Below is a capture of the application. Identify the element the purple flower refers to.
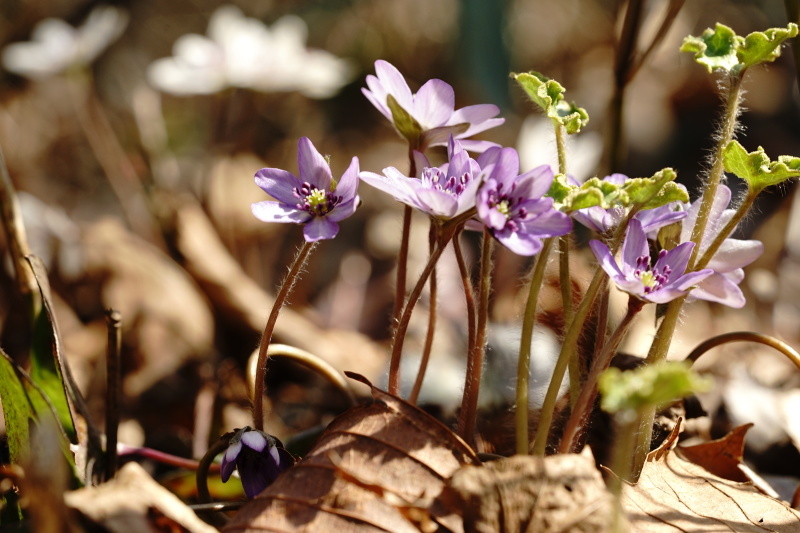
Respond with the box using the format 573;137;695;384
680;184;763;308
359;137;481;220
476;149;572;255
252;137;359;242
362;60;504;152
220;427;294;498
571;173;687;236
590;219;714;304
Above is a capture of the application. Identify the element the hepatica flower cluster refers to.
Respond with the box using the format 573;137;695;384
233;24;797;494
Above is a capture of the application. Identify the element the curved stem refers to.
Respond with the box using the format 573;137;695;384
196;437;234;504
253;241;318;431
248;343;357;411
457;227;494;446
686;331;800;370
409;224;439;404
388;224;456;396
515;237;555;455
559;297;645;453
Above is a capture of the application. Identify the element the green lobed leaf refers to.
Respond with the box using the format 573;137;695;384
546;173;574;208
738;23;798;71
512;72;589;133
621;168;678;208
681;22;798;75
386;94;423;145
680;23;740;73
723;141;800;192
599;361;711;415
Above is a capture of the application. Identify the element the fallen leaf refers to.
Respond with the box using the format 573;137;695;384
221;373;480;532
623;424;800;532
65;462;217;533
679;423;753;482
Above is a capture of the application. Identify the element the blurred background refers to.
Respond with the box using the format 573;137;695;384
0;0;799;497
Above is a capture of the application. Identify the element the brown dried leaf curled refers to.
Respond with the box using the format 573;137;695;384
222;373;480;532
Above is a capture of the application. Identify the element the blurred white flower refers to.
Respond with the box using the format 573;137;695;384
147;5;353;98
2;5;128;78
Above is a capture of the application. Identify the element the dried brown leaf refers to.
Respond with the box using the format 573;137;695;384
679;423;753;482
222;373;480;532
65;462;217;533
624;427;800;532
436;450;616;533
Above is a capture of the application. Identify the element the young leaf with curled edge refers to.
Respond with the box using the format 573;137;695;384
512;71;589;134
722;141;800;194
599;361;710;416
680;22;798;75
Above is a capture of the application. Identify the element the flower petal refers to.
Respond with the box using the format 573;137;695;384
297;137;332;189
241;429;268;452
413;79;455;128
589;240;626;281
706;239;763;272
689;272;746;308
251;201;309;224
303;216;339;241
332;156;360;201
254;168;302;204
621;219;649;275
374;60;414;112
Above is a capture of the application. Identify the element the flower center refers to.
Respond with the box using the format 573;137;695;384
421;167;471;197
497;200;511;217
293;182;342;216
633;251;671;294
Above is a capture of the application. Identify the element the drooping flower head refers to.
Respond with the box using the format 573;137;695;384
147;5;352;97
680;184;763;308
359;137;481;220
362;60;504;152
252;137;359;242
590;219;714;304
571;173;687;237
220;427;294;498
2;5;128;79
476;149;572;255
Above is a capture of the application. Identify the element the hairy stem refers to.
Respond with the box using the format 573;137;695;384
253;241;317;430
409;224;439;404
458;227;494;446
388;224;456;396
559;297;644;453
391;147;419;327
515;237;555;455
453;229;477;356
694;188;758;271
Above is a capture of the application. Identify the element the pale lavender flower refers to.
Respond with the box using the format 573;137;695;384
476;149;572;255
680;184;763;308
362;60;504;152
220;427;293;498
252;137;359;242
571;173;687;236
2;5;128;79
590;219;713;304
359;137;481;220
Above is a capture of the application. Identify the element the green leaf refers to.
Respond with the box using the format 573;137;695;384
26;256;76;443
723;141;800;192
621;168;679;208
681;22;798;75
546;173;575;207
0;348;73;466
560;177;627;212
386;94;423;145
680;23;740;73
599;361;711;415
738;23;798;70
512;72;589;133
